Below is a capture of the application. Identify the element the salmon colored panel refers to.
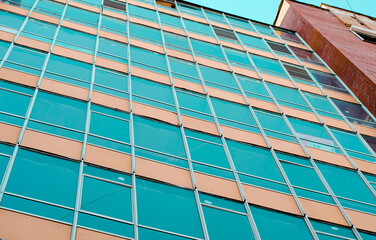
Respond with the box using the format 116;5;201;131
0;122;21;144
306;146;353;169
172;78;205;94
129;38;164;54
324;89;358;104
353;124;376;137
133;102;179;125
52;0;67;4
0;67;39;87
76;227;130;240
232;27;259;38
280;106;320;123
16;36;51;52
248;97;279;113
181;115;219;136
278;55;300;66
91;91;130;112
21;129;82;160
61;20;97;35
131;66;170;85
295;82;324;96
195;172;242;201
345;208;376;232
232;66;259;79
99;30;127;44
0;209;71;240
128;0;155;10
102;9;127;21
269;137;306;157
69;1;100;13
166;48;194;62
161;25;186;36
0;2;28;16
220;40;244;51
85;144;131;173
206;86;246;105
246;47;276;59
242;184;301;215
303;61;331;73
96;57;128;73
352;158;376;175
136;156;192;189
261;73;294;88
284;40;310;50
221;125;267;148
299;198;348;226
52;45;94;64
128;16;159;29
262;34;282;44
30;12;60;25
196;56;231;71
211;21;231;30
157;7;180;17
40;78;89;101
180;13;207;24
321;116;353;132
188;32;218;44
0;30;15;42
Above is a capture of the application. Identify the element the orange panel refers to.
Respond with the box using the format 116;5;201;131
345;208;376;232
136;156;192;189
52;0;67;4
0;30;15;42
172;78;205;94
321;116;353;132
41;78;89;101
284;40;310;50
99;30;127;44
85;144;131;173
211;21;231;30
180;13;207;24
91;91;130;112
280;105;320;123
129;38;164;54
96;57;128;73
131;66;170;85
0;209;71;240
128;0;155;10
246;47;276;59
128;16;159;29
232;66;259;79
242;184;301;215
188;32;218;44
52;45;94;64
352;158;376;175
69;1;100;13
161;25;186;36
324;89;358;104
248;97;279;113
196;56;231;71
157;7;179;16
220;40;244;51
16;36;51;52
30;12;60;25
299;198;348;226
306;146;353;169
295;82;324;96
195;172;242;201
303;61;331;73
206;86;246;105
102;9;127;21
181;115;219;136
0;67;39;87
132;102;179;125
269;137;306;157
21;129;83;160
232;27;259;38
0;2;28;16
278;55;301;66
76;227;130;240
261;73;294;88
221;125;267;148
262;34;282;44
0;122;21;144
353;124;376;137
61;20;97;35
166;48;194;62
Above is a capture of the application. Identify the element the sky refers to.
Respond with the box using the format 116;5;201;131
184;0;376;25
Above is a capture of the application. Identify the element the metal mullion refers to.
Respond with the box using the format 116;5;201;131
154;3;209;239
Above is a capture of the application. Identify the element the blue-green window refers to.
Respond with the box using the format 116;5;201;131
255;110;295;142
205;10;227;24
0;143;13;185
133;116;187;168
253;22;274;36
34;0;64;17
130;46;168;75
4;45;46;76
183;19;214;37
304;92;343;120
0;10;25;33
227;16;254;31
101;15;127;35
98;37;127;63
251;54;288;78
137;178;203;238
159;12;183;29
64;6;99;27
224;47;254;70
360;232;376;240
129;23;162;45
190;39;225;62
178;3;204;18
176;89;213;122
238;33;269;51
169;57;201;84
21;19;57;43
237;75;273;103
56;27;96;54
0;41;10;60
93;67;128;99
267;83;311;112
199;65;239;94
128;4;158;22
163;32;191;53
311;220;356;240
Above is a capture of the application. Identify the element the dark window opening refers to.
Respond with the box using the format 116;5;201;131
267;41;292;55
156;0;176;9
213;27;237;41
357;32;376;44
103;0;126;12
361;134;376;152
283;64;312;82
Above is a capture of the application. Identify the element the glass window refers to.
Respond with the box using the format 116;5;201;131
267;83;311;112
0;10;25;32
199;65;238;91
283;64;314;84
190;39;225;61
274;28;303;44
176;89;213;122
290;47;323;66
332;99;376;128
56;27;96;54
137;178;203;238
0;41;10;60
237;75;273;103
253;22;274;36
98;37;127;63
4;45;46;76
34;0;64;17
169;57;201;84
21;19;57;43
227;16;253;31
304;92;342;119
64;6;99;27
159;12;183;29
311;220;357;240
130;46;168;75
178;3;204;18
255;110;295;142
309;69;348;94
205;10;227;24
93;67;128;98
362;134;376;153
128;4;158;22
101;15;127;35
267;41;293;57
224;47;253;70
163;32;190;53
237;33;269;51
0;143;13;183
129;23;162;45
103;0;126;12
183;19;213;37
250;54;287;78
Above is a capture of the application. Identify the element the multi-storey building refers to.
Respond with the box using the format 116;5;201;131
0;0;376;239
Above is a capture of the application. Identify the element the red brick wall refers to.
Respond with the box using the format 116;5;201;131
278;1;376;117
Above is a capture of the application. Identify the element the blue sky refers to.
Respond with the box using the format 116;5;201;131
185;0;376;25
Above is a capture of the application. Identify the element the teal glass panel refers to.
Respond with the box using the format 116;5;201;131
164;32;190;52
203;206;255;240
139;227;191;240
268;83;308;107
360;232;376;240
129;23;162;44
137;178;203;238
0;10;25;31
185;129;222;144
90;111;130;143
239;173;290;193
200;193;246;213
211;98;255;125
227;140;284;182
101;15;126;34
94;67;128;92
176;89;211;114
65;6;99;26
224;47;252;66
294;188;334;204
317;162;376;205
276;152;311;167
253;22;274;36
251;205;313;240
130;46;167;71
305;93;339;115
227;16;253;30
84;165;131;185
98;38;127;62
81;176;132;221
6;45;46;70
331;128;370;155
1;194;74;223
192;162;234;180
255;110;291;135
128;4;158;22
0;154;9;183
78;213;134;238
35;0;64;16
238;33;268;50
200;65;238;88
184;19;213;36
190;39;225;60
311;220;356;239
6;149;79;207
133;116;186;158
169;57;200;83
339;197;376;214
0;41;10;60
159;13;183;29
288;117;334;143
22;19;56;43
27;120;84;141
205;10;226;23
0;88;31;117
57;27;96;52
178;3;204;17
135;147;188;168
31;91;87;131
251;54;286;76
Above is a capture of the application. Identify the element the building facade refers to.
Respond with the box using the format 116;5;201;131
0;0;376;239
